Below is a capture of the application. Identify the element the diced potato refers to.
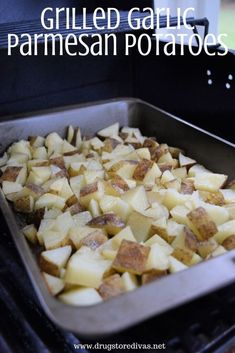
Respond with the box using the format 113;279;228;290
1;166;27;185
54;211;74;237
65;247;112;288
79;181;104;207
69;226;106;249
9;140;31;158
194;173;227;192
22;224;37;244
112;240;150;275
112;226;136;248
171;227;198;252
35;193;66;210
197;239;218;258
145;234;173;255
100;195;131;222
45;132;63;156
172;167;187;180
121;272;138;291
87;213;125;236
98;123;119;138
80;231;108;250
179;153;196;168
172;248;194;266
3;123;234;305
133;159;153;181
88;199;101;217
122;185;149;212
145;244;169;271
70;175;85;198
188;164;210;177
49;178;73;201
37;219;56;244
31;166;51;183
101;249;117;261
142;269;167;284
98;274;124;300
143;163;162;186
42;230;70;250
169;256;188;273
222;235;235;250
181;179;194;194
214;220;235;244
187;207;218;240
59;288;103;306
40;245;72;276
42;272;65;296
14;195;34;213
127;211;153;242
210;245;227;258
220;189;235;203
73;211;92;227
29;136;45;148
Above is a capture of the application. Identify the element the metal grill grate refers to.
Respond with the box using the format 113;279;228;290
0;11;209;49
0;211;235;353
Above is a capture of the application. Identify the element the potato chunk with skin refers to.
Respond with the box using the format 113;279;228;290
122;185;149;212
194;173;228;192
59;288;102;306
65;247;112;288
80;231;108;250
214;220;235;243
222;235;235;250
42;272;65;296
79;181;104;207
121;272;138;291
142;269;167;285
87;213;125;235
40;245;72;276
98;274;125;300
22;224;37;244
14;195;34;213
187;207;218;240
133;159;153;181
112;240;150;275
0;166;26;184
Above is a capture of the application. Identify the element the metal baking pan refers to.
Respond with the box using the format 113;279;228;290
0;98;235;338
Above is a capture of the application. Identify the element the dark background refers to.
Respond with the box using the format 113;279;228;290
0;0;234;142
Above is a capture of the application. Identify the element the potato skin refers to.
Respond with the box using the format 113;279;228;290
68;202;85;216
142;269;167;285
80;182;98;197
112;240;150;275
181;180;194;195
14;196;34;213
39;256;60;277
133;159;153;181
87;214;125;235
199;191;225;206
187;207;218;240
172;248;193;265
222;235;235;250
98;274;124;300
183;227;198;252
81;231;108;250
0;166;22;182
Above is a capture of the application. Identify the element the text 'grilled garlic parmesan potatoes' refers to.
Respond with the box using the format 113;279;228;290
0;122;234;306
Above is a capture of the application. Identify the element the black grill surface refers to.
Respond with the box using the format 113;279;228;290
0;211;235;353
